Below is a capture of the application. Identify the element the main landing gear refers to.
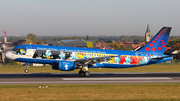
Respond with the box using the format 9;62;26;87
79;70;90;77
78;65;90;77
79;69;85;76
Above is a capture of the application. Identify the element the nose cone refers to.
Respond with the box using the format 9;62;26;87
5;51;14;60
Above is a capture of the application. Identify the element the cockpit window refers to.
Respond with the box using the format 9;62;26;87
19;48;26;55
11;48;18;51
11;48;27;55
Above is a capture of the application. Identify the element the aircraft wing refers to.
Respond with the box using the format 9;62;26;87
74;56;116;66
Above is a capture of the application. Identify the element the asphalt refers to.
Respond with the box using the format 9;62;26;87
0;72;180;84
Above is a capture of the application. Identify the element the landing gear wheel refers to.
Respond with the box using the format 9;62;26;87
84;71;90;77
79;70;85;76
24;69;29;73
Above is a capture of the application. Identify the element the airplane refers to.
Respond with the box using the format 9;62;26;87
5;27;172;76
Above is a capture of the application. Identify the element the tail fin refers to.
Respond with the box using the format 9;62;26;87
138;27;172;53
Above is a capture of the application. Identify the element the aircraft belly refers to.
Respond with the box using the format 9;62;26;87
13;54;33;59
103;63;138;68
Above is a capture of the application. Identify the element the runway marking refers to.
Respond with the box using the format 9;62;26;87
62;77;172;81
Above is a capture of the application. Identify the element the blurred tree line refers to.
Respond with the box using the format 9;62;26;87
4;34;146;44
3;33;180;51
108;43;131;51
167;36;180;49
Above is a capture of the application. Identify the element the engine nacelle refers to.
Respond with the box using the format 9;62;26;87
52;61;76;71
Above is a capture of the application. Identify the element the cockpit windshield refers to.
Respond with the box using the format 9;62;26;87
11;48;27;55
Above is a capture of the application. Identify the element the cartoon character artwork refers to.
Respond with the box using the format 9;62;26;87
119;55;149;65
110;57;115;63
59;51;65;60
114;56;120;64
84;53;89;59
139;57;148;64
43;50;53;59
124;55;132;64
90;53;96;58
130;56;138;64
94;54;99;58
70;52;77;60
19;49;26;55
120;56;126;64
77;52;84;59
87;53;91;58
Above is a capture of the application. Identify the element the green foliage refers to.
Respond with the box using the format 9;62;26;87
27;33;37;43
8;60;18;65
170;36;175;41
167;38;180;49
37;40;44;45
86;35;91;40
95;35;145;43
9;37;14;42
6;36;26;42
6;35;180;50
96;39;99;43
109;43;131;50
133;38;140;44
167;40;177;49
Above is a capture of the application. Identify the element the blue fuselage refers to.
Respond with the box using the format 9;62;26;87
5;44;172;69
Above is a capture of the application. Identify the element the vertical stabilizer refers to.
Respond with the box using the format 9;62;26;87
138;27;171;53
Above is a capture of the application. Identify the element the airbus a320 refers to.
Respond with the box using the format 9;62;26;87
5;27;172;76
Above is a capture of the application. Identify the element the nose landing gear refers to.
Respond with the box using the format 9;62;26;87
24;63;30;73
24;69;29;73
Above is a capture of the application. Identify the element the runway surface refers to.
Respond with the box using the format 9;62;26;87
0;72;180;84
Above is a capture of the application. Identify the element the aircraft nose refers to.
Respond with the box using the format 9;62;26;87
5;51;14;60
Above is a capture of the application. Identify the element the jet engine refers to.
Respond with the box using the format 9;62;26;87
52;61;76;71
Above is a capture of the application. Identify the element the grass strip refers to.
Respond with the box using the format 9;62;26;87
0;83;180;100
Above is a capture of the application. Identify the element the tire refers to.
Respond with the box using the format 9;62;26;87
84;71;90;77
24;69;29;73
79;70;84;76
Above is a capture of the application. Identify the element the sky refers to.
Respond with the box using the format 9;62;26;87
0;0;180;36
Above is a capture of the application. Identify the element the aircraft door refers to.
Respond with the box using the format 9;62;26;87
25;46;34;58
